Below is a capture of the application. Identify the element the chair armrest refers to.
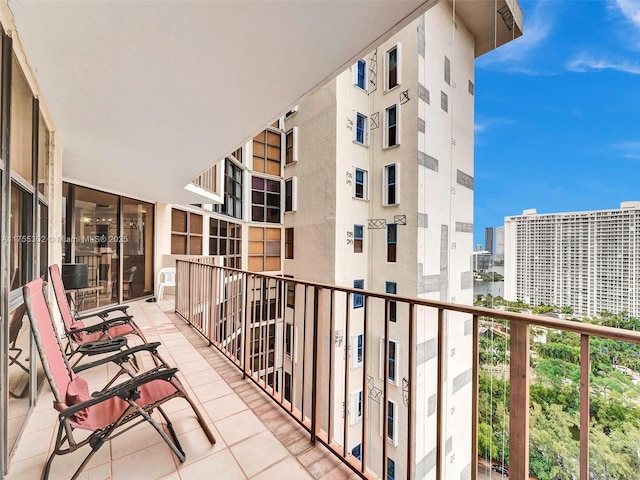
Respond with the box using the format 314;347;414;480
74;342;162;373
76;338;128;356
59;368;179;419
66;316;131;337
76;305;131;321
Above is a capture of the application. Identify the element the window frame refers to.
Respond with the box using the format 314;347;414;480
379;337;399;385
354;168;368;200
353;279;364;309
385;281;397;323
354;112;368;146
387;458;396;480
384;43;402;92
251;175;282;224
351;333;364;369
349;390;364;425
354;224;364;253
285;127;298;165
285;177;297;212
387;223;397;263
285;227;294;259
354;59;368;91
384;104;400;149
383;163;400;206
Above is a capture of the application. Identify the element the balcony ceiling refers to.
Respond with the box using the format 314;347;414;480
8;0;435;204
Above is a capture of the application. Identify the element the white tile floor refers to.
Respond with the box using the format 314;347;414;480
6;298;322;480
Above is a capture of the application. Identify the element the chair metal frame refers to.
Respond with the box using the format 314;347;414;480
22;278;216;480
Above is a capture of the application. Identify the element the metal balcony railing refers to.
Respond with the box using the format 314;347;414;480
174;258;640;480
189;165;218;195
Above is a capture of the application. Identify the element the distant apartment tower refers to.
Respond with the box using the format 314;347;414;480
505;202;640;317
484;226;494;254
282;1;522;478
495;226;505;264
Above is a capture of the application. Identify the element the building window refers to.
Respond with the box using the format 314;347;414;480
387;400;398;445
351;444;362;461
355;112;368;145
210;218;242;268
251;176;281;223
213;158;243;220
384;104;399;148
285;127;298;165
171;209;203;255
468;80;475;95
253;129;281;176
285;177;297;212
380;338;398;383
285;228;294;259
351;334;364;368
385;282;397;322
354;168;368;200
441;91;448;112
354;225;364;253
285;323;293;357
444;55;451;85
388;458;396;480
286;280;295;308
349;390;364;425
248;227;281;272
355;59;367;90
284;372;292;401
387;224;397;263
383;164;399;206
353;279;364;308
385;44;401;91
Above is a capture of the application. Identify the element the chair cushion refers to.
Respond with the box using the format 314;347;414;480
65;376;91;423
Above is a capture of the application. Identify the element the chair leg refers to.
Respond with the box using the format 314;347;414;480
138;408;186;462
183;394;216;444
158;285;164;301
42;424;65;480
157;407;185;456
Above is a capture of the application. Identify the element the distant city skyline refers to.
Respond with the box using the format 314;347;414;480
473;0;640;245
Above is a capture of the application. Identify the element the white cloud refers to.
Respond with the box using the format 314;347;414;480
612;141;640;159
614;0;640;28
567;54;640;74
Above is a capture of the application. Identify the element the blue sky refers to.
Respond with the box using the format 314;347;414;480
473;0;640;245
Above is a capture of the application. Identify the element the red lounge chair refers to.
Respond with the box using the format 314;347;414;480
49;264;149;365
22;278;215;480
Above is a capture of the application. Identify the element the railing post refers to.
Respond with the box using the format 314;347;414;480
436;309;445;480
242;274;252;380
580;335;590;480
187;262;193;325
407;304;416;480
471;314;479;480
311;287;324;445
509;322;530;480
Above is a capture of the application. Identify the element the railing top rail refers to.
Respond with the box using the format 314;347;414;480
175;258;640;345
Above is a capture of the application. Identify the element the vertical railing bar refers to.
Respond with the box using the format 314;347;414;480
271;277;279;395
311;287;324;444
260;277;267;387
328;289;335;444
242;273;251;378
343;292;351;459
208;267;214;345
280;279;286;405
302;285;308;422
436;308;445;480
580;334;590;480
187;262;193;325
407;303;416;480
291;282;297;414
232;268;238;359
382;298;390;480
266;278;273;392
471;314;479;480
361;295;369;474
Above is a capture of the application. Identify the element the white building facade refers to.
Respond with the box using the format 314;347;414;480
281;1;521;478
504;202;640;318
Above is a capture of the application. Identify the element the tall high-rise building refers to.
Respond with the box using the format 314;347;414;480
281;2;521;478
485;227;494;254
505;202;640;317
495;226;505;264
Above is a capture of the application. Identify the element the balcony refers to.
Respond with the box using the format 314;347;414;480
8;259;640;480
